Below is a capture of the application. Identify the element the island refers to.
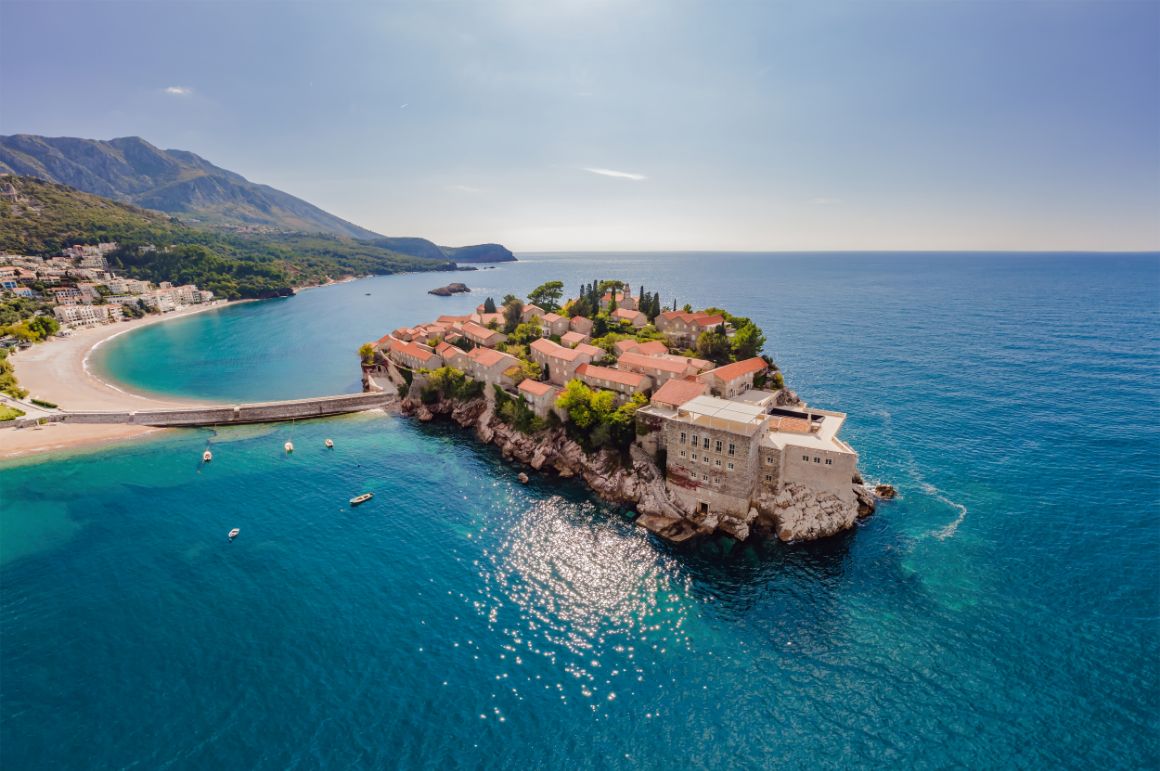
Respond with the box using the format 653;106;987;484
361;279;888;544
427;282;471;296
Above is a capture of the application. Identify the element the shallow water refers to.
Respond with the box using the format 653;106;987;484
4;252;1158;768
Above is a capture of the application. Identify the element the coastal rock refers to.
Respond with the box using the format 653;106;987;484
400;392;884;547
774;388;802;406
874;483;897;499
517;472;529;484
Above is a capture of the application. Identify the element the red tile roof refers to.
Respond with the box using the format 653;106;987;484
618;351;692;375
651;378;708;408
701;356;767;382
462;321;502;341
634;340;669;356
575;363;649;388
561;331;587;346
530;337;591;362
467;347;514;368
518;379;557;397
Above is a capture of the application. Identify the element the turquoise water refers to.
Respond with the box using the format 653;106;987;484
3;253;1158;767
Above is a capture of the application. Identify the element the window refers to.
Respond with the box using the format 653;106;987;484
679;432;686;444
701;473;708;481
691;434;698;447
703;437;710;449
766;455;774;465
802;455;809;461
727;462;734;471
728;443;735;456
679;450;686;458
715;440;722;453
691;452;698;461
702;455;709;464
813;457;821;464
825;458;833;465
715;459;722;467
765;475;772;483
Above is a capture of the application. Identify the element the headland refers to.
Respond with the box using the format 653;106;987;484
363;279;890;544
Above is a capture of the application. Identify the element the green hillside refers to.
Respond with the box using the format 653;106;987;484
0;176;454;299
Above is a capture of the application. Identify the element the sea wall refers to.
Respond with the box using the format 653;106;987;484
15;392;394;428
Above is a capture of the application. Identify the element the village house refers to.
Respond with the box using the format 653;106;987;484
387;338;443;371
539;313;570;337
464;347;521;388
656;311;727;346
560;330;590;347
470;311;505;328
569;316;594;336
617;351;706;386
698;357;769;399
574;363;652;397
520;304;546;322
649;378;709;410
612;307;647;328
529;338;598;385
460;321;507;348
435;341;469;369
517;378;562;420
53;304;121;325
574;342;605;363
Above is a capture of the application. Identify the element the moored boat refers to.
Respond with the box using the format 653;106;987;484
284;441;294;453
228;528;240;540
350;492;373;506
325;438;334;448
203;450;213;462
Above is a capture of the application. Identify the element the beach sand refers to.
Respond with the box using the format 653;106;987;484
0;302;232;460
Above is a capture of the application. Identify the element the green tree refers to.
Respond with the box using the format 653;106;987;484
730;322;766;360
483;296;497;314
557;379;596;428
358;342;376;366
695;327;730;363
527;280;564;313
502;297;523;333
508;321;542;345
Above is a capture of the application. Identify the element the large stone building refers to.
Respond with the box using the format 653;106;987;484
640;394;857;520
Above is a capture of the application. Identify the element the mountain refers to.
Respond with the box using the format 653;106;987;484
0;176;456;299
369;237;516;263
0;135;373;240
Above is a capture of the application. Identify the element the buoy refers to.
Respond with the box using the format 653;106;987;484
284;441;294;453
203;450;213;462
325;438;334;448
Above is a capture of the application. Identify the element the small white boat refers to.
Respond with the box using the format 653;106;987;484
284;441;294;453
350;492;374;506
228;528;240;540
324;438;334;448
203;450;213;462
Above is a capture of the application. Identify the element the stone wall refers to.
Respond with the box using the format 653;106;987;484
53;392;393;427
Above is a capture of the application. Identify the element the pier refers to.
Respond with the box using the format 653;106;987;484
5;392;395;429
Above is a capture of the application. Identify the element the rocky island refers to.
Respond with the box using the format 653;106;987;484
363;279;889;544
427;282;471;296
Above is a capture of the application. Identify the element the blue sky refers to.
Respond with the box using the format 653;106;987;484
1;0;1157;251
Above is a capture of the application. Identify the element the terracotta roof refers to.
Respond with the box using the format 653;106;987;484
391;338;440;364
474;312;504;326
462;321;501;340
530;337;590;362
518;379;557;397
542;312;565;323
375;333;394;346
573;343;603;358
634;340;669;356
692;314;725;328
571;315;590;325
651;378;708;408
467;347;515;368
561;331;587;346
618;351;692;375
701;356;768;382
437;315;470;323
522;304;545;316
435;341;463;359
575;363;649;388
613;307;645;321
614;340;639;355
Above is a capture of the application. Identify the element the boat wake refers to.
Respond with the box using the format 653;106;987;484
920;482;969;540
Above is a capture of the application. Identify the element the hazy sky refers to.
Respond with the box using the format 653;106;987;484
1;0;1157;251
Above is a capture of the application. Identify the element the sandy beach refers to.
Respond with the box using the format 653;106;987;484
0;302;234;460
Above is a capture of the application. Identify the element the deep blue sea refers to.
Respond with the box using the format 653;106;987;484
3;252;1158;768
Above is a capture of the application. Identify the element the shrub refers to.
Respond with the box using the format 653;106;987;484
31;398;58;409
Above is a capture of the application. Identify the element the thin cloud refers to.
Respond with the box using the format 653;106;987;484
448;184;483;193
584;167;646;181
809;196;842;205
163;86;192;96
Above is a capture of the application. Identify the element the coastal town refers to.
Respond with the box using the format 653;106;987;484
365;280;879;543
1;241;214;341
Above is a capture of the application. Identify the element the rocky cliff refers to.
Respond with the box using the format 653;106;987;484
399;391;882;545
